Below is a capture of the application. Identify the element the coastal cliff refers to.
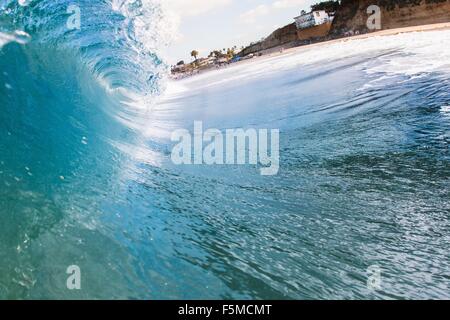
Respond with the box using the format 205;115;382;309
331;0;450;35
241;0;450;57
241;23;299;56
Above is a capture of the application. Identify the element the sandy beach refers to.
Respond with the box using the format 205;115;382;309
173;22;450;80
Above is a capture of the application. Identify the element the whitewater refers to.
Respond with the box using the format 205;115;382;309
1;0;449;299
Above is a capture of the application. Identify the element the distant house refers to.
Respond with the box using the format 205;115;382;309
294;10;334;41
294;10;331;30
216;57;229;65
195;57;216;69
171;63;189;74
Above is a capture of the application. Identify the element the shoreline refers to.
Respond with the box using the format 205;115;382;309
171;22;450;81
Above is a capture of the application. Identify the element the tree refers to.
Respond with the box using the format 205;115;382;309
191;50;199;60
226;48;236;59
210;50;226;59
311;1;340;13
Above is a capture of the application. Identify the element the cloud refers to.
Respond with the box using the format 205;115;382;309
272;0;308;9
240;0;309;24
162;0;233;45
165;0;233;18
239;5;270;25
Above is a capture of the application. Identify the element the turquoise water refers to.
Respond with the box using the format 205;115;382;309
1;1;450;299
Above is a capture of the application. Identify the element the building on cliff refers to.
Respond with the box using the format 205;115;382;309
294;10;335;41
294;10;331;29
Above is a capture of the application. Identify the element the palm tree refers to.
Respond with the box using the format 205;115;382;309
191;50;199;60
227;48;235;59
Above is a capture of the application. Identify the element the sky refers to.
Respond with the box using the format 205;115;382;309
163;0;317;64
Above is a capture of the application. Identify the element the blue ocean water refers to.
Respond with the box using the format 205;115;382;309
1;1;449;299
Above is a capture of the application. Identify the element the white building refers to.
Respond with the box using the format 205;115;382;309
294;10;331;30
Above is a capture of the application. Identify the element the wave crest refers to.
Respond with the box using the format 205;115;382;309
1;0;170;99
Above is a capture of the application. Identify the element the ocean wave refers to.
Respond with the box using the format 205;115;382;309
1;0;169;99
0;0;173;178
0;0;173;232
0;1;174;297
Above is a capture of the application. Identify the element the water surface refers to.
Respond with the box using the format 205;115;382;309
1;1;449;299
